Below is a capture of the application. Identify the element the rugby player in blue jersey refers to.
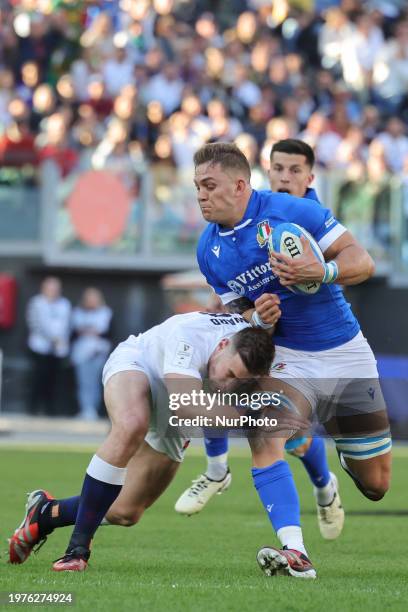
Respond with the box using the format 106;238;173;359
193;141;391;579
176;141;346;544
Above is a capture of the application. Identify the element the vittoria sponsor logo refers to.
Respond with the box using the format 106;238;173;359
256;220;273;247
227;262;275;295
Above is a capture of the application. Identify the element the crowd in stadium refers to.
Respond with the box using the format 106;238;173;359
1;0;408;184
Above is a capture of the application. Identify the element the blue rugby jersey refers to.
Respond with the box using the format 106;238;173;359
197;189;360;351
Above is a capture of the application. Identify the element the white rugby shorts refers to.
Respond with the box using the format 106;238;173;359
102;336;189;463
269;331;386;423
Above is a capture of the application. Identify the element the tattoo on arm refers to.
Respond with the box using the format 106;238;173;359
225;297;254;314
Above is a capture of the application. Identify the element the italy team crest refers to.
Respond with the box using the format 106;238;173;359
256;220;272;247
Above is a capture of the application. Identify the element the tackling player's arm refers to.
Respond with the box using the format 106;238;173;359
225;296;281;331
165;374;241;422
165;374;310;432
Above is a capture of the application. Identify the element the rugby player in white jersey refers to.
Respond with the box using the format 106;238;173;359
176;140;345;544
9;312;297;571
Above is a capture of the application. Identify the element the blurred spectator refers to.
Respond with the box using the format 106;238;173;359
142;62;184;115
31;84;57;131
37;112;79;176
26;277;71;416
361;104;381;142
80;12;115;67
85;74;113;119
91;118;144;191
102;45;135;97
373;20;408;114
318;7;354;75
334;125;366;168
341;12;384;94
235;132;268;189
0;118;37;167
374;117;408;174
299;112;342;167
71;288;112;421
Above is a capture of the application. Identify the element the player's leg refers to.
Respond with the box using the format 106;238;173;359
8;440;179;565
52;370;151;571
249;382;316;579
324;333;392;501
329;409;392;501
105;440;180;526
285;433;344;540
272;346;345;540
203;434;230;478
174;432;231;515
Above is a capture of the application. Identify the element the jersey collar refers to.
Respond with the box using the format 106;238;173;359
217;190;260;236
304;187;320;203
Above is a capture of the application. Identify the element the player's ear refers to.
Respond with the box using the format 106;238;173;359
307;172;314;186
217;338;230;352
235;178;247;196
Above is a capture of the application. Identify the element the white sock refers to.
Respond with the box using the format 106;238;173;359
100;517;112;526
87;454;127;485
205;452;228;481
314;474;336;506
277;526;308;557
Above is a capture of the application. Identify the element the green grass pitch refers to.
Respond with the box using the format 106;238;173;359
0;444;407;611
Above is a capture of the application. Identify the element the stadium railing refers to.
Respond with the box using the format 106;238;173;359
1;158;407;281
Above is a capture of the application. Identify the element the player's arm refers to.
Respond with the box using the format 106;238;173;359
165;374;310;433
321;231;375;285
225;296;254;318
225;296;281;331
269;196;375;287
270;231;374;287
164;374;244;422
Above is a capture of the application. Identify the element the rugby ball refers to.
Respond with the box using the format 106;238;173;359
269;223;325;295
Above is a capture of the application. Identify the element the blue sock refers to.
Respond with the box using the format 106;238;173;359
299;438;331;488
67;455;126;552
39;496;80;535
252;460;300;531
68;475;121;551
204;433;229;457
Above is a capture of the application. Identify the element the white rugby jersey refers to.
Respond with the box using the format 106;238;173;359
134;311;250;382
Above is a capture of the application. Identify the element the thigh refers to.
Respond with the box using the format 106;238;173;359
107;440;180;518
248;379;312;467
324;409;390;439
103;370;151;428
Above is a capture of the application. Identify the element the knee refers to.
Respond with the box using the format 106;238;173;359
112;414;149;449
358;464;391;501
285;436;311;458
108;506;145;527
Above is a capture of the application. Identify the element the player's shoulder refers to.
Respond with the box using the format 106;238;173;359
167;311;248;335
255;189;319;213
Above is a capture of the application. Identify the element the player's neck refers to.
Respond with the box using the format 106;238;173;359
221;192;252;228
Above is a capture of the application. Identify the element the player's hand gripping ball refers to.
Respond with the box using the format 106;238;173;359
269;223;325;295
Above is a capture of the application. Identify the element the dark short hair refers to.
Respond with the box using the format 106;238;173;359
270;139;315;168
232;327;274;375
193;142;251;179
